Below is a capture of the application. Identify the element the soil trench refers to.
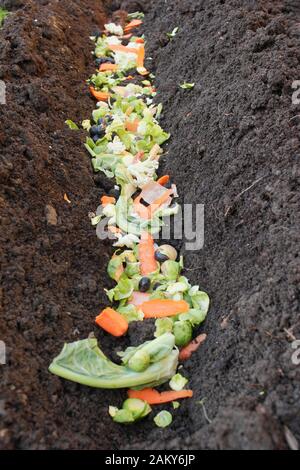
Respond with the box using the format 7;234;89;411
1;0;300;450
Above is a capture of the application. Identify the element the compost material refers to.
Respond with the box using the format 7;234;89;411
1;0;300;450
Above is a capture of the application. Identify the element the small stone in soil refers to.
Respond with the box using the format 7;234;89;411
45;204;58;226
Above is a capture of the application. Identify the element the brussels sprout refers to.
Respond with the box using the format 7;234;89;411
154;317;174;337
123;398;151;420
107;256;123;281
128;349;151;372
109;407;135;424
122;250;136;263
125;262;140;278
157;244;178;261
188;288;210;312
119;333;176;367
166;282;189;295
154;410;172;428
179;308;206;326
161;260;180;281
173;320;192;347
169;373;188;391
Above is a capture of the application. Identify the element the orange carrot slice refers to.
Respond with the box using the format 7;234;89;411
179;333;207;361
99;63;118;72
108;44;139;54
89;87;110;101
101;195;116;206
127;388;193;404
95;307;128;337
140;299;189;318
157;175;170;186
136;45;148;75
125;119;139;132
136;45;145;67
134;37;144;44
124;19;143;33
138;232;157;275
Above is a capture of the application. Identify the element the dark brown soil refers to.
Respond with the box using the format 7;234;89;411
1;0;300;450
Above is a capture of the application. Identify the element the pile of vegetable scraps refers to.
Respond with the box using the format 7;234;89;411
49;12;210;428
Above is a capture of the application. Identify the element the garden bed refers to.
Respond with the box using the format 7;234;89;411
0;0;300;450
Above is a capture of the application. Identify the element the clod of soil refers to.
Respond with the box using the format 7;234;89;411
1;0;300;450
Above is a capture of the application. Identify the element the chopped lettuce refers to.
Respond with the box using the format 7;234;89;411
180;82;195;90
105;274;134;301
65;119;79;130
117;304;144;323
154;318;174;337
167;27;179;39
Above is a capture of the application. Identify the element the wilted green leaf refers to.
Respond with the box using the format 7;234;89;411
180;82;195;90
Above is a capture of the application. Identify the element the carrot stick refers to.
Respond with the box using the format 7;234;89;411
136;45;148;75
101;195;116;206
136;45;145;68
89;87;110;101
124;19;143;33
125;119;139;132
108;44;139;54
140;299;190;318
95;307;128;337
99;63;118;72
138;232;157;275
179;333;207;361
134;37;144;44
157;175;170;186
127;388;193;404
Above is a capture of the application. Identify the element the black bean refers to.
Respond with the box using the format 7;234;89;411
139;277;151;292
154;250;169;262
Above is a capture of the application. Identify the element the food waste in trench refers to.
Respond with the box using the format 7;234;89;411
49;12;209;427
